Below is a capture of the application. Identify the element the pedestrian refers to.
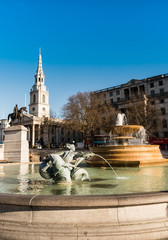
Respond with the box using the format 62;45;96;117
40;154;44;162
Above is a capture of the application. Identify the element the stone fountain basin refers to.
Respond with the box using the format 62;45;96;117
1;191;168;239
111;125;143;136
89;145;168;167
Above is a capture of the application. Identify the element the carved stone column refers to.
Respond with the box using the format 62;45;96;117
32;124;35;147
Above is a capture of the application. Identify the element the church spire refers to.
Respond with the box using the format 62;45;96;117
35;49;45;85
36;48;43;75
30;49;50;118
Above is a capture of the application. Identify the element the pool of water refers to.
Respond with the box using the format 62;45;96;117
0;163;168;195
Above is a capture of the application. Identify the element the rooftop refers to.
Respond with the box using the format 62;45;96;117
94;73;168;94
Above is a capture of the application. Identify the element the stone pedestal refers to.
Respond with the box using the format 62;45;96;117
4;125;29;163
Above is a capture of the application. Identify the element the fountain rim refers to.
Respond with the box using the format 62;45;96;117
0;191;168;208
1;162;168;208
90;144;161;149
105;124;144;131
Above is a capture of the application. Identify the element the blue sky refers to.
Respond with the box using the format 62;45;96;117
1;0;168;118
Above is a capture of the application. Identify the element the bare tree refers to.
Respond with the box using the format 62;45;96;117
62;91;117;141
50;109;57;118
126;95;162;136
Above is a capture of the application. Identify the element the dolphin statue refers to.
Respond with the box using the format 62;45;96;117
39;153;90;183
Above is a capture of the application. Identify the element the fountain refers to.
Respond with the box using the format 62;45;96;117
88;112;168;167
1;115;168;239
1;162;168;239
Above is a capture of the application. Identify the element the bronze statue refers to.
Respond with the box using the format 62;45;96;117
8;105;27;125
13;104;18;119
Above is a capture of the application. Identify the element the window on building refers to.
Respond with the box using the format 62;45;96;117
104;94;106;98
41;127;44;134
33;94;36;103
161;108;166;115
39;77;40;82
163;119;167;128
150;82;154;88
61;128;64;134
154;132;159;138
117;97;120;101
124;88;130;99
160;99;164;104
160;88;164;93
139;85;145;94
164;132;168;138
116;90;120;95
159;80;163;86
43;94;45;103
151;90;155;96
153;120;157;128
110;99;113;105
131;87;138;96
52;137;55;144
109;92;113;97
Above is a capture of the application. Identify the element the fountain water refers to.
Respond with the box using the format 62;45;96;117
92;153;129;179
88;113;168;167
92;153;118;177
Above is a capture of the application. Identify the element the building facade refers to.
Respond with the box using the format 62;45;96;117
94;73;168;138
0;119;10;143
21;51;82;147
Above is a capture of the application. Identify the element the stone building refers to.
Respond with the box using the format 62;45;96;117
0;119;10;143
94;73;168;138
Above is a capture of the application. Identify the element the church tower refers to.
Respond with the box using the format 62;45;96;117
29;50;50;118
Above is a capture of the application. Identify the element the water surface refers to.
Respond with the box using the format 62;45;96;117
0;163;168;195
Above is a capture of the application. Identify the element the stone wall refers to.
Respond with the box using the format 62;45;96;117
0;191;168;239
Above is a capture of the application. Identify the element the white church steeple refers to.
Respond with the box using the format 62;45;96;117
29;50;50;118
35;49;45;85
